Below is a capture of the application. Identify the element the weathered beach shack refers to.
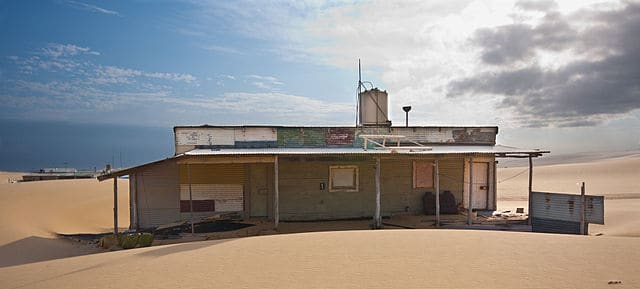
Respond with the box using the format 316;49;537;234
98;88;548;231
99;125;546;230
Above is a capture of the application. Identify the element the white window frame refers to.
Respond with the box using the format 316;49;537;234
329;165;359;192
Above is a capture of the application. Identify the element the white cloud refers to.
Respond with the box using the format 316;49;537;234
159;92;354;125
66;0;122;17
247;74;284;90
284;0;636;129
9;44;198;85
41;43;100;58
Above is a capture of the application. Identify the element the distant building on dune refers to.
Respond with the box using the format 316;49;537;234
22;168;98;182
99;86;550;232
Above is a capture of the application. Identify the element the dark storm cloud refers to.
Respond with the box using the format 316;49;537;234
449;2;640;127
473;11;576;65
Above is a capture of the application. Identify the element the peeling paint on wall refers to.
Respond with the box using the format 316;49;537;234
174;126;498;152
277;127;326;147
326;128;355;146
452;129;496;144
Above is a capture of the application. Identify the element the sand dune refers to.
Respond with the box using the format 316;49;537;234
0;178;129;267
0;171;26;183
496;154;640;237
1;230;638;289
498;154;640;198
498;154;640;200
0;155;639;288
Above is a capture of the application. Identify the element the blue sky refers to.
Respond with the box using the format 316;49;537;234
1;0;639;170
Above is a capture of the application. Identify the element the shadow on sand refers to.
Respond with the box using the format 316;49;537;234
0;236;100;268
135;238;232;258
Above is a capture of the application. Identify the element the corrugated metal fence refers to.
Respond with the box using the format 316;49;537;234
530;191;604;234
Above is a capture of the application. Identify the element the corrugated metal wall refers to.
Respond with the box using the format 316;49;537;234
177;164;245;220
531;218;583;234
178;164;244;184
438;158;464;208
380;159;416;215
530;191;604;234
530;192;604;223
135;160;180;228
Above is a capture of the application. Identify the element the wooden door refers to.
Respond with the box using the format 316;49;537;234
472;162;489;209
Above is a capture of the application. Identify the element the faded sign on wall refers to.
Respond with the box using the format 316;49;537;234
326;128;354;146
175;128;235;146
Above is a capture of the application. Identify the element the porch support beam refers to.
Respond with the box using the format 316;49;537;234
188;163;194;235
274;155;280;229
435;159;440;227
129;173;137;230
374;157;382;229
528;155;533;226
113;177;118;236
468;157;473;226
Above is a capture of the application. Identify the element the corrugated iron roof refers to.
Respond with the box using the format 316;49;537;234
98;144;548;180
184;145;546;156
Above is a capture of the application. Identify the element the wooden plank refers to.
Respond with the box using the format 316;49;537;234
129;174;137;230
375;157;381;229
113;177;118;236
468;157;473;225
580;182;586;235
188;164;194;235
528;156;533;226
274;156;279;229
435;160;440;227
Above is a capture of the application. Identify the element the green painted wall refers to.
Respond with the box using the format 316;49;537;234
277;127;327;147
278;158;376;220
275;157;465;220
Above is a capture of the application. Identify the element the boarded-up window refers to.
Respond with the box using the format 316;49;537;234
329;165;359;192
180;200;215;212
413;161;434;188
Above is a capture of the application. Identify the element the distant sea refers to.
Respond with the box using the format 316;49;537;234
0;119;174;172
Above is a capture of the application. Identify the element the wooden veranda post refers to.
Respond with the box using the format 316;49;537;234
435;159;440;227
274;155;279;229
580;182;586;235
374;157;382;229
188;163;194;235
528;156;533;226
113;177;118;236
468;157;473;226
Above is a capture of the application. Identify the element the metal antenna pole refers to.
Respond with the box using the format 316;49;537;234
357;59;362;127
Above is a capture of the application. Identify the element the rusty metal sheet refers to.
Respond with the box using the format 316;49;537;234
531;191;604;224
452;128;496;144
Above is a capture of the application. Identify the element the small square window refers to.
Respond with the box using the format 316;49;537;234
413;161;434;188
329;165;359;192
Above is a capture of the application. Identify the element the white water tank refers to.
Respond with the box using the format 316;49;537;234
359;88;389;125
